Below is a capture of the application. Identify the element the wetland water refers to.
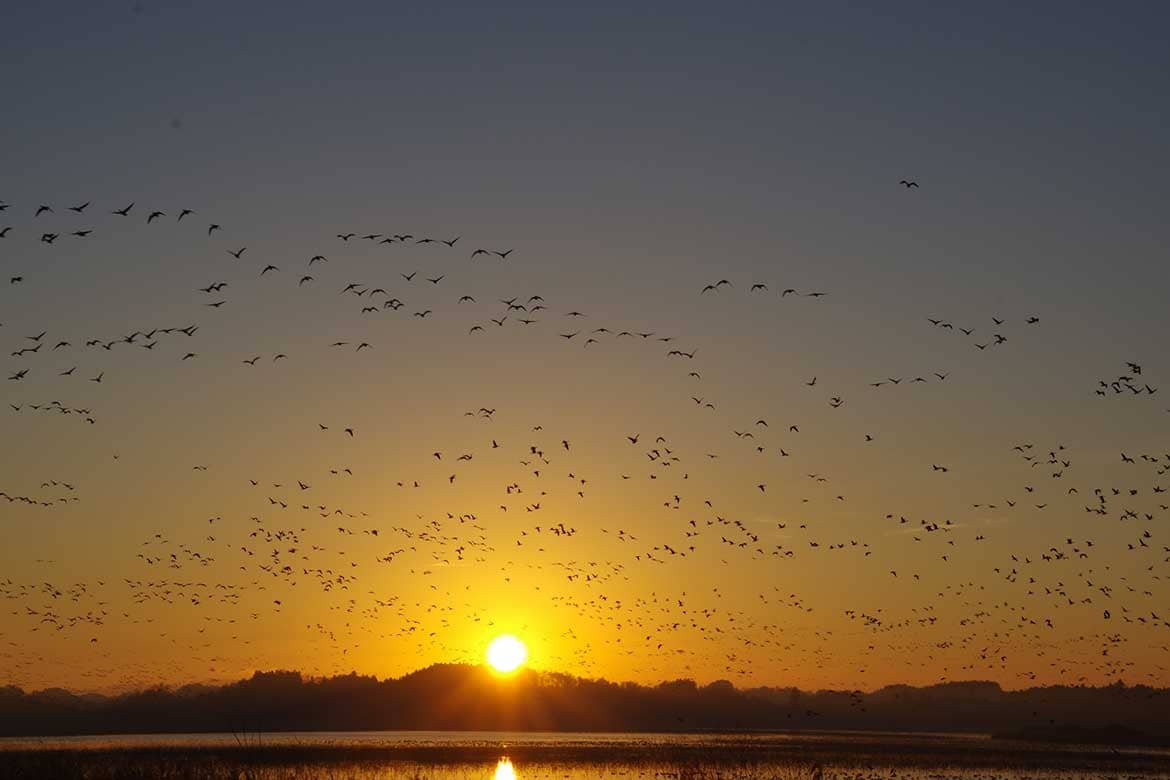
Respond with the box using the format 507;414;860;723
2;730;1170;779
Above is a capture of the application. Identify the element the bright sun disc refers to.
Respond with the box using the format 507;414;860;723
486;634;527;673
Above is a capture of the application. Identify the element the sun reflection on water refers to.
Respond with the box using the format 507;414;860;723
494;757;517;780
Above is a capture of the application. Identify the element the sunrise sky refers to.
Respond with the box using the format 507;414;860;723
2;2;1169;694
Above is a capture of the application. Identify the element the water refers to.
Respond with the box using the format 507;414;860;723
1;729;995;748
2;730;1169;780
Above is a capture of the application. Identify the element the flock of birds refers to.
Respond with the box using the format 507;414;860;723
1;190;1168;696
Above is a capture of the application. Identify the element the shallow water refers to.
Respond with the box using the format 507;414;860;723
3;731;1170;780
2;729;990;750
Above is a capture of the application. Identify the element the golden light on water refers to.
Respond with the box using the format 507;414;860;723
494;757;517;780
486;634;528;674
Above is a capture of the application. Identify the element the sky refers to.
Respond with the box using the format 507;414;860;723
1;1;1169;694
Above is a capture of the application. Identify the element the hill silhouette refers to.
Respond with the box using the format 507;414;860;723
2;664;1170;738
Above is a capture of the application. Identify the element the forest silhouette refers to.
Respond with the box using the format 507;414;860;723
2;664;1169;738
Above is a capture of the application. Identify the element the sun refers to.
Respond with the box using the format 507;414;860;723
486;634;528;673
